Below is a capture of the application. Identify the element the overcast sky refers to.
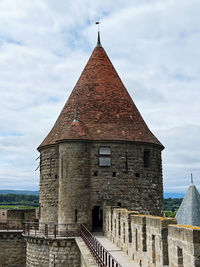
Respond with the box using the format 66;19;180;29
0;0;199;193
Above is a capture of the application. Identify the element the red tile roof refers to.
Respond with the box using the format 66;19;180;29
39;45;163;149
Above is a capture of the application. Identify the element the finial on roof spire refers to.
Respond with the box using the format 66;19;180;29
95;21;101;47
191;173;194;185
73;109;78;122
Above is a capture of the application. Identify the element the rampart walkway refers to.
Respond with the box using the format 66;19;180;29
94;233;137;267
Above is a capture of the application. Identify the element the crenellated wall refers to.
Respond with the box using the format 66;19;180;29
25;236;80;267
0;230;26;267
104;206;200;267
168;225;200;267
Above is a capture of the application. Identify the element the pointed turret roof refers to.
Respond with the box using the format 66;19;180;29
176;178;200;226
39;39;163;149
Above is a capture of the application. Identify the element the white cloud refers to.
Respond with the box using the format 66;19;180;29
0;0;199;193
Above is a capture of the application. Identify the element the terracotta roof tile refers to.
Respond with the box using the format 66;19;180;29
39;45;163;149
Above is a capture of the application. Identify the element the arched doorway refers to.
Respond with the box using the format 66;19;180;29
92;206;103;232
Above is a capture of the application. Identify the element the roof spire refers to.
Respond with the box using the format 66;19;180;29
95;21;101;47
73;108;78;122
191;173;194;185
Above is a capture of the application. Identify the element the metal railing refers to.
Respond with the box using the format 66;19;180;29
81;224;122;267
23;221;81;238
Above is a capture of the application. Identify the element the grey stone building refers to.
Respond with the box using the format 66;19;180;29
38;33;164;232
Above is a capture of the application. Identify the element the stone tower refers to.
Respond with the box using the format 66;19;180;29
38;34;164;231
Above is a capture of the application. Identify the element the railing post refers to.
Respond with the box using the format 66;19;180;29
45;224;48;237
35;222;37;236
54;224;56;239
105;251;107;265
28;223;30;236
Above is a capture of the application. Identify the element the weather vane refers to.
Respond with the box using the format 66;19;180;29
95;20;101;46
95;20;100;32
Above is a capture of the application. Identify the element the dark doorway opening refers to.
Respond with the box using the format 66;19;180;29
92;206;103;232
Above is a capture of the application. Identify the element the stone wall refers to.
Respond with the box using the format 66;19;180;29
26;238;49;266
168;225;200;267
39;145;59;224
39;140;163;230
0;209;7;221
0;209;36;230
145;215;176;267
104;206;200;267
90;141;163;217
26;236;80;267
58;142;91;227
0;230;26;267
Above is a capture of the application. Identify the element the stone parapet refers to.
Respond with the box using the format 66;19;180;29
0;230;26;267
168;224;200;267
145;216;176;267
103;206;200;267
25;235;80;267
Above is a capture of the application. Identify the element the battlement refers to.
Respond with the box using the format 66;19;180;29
104;206;200;267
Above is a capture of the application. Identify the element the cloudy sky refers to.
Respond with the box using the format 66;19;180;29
0;0;199;193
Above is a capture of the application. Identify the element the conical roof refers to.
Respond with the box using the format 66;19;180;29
176;181;200;226
39;41;163;149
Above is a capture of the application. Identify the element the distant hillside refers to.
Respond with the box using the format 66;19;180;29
164;192;184;198
0;190;184;198
0;190;39;195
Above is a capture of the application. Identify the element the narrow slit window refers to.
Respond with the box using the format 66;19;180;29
75;210;78;223
123;222;126;243
118;213;121;236
128;219;132;243
125;152;128;173
144;150;150;168
152;235;156;264
136;229;138;251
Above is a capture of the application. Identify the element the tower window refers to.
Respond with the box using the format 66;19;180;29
112;172;116;177
99;147;111;155
75;210;78;223
144;150;150;168
99;147;111;166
